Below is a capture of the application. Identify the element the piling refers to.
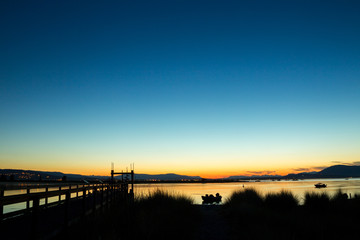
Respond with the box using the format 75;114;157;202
0;189;4;220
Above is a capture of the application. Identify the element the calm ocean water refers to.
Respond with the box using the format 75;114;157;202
135;178;360;204
2;183;83;214
2;178;360;213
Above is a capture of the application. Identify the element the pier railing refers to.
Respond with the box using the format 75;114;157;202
0;182;133;239
0;182;129;221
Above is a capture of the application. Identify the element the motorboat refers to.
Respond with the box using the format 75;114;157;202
314;183;327;188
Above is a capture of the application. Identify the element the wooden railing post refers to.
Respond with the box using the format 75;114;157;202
69;185;71;199
82;188;87;216
32;196;40;238
0;189;4;220
106;186;109;207
45;187;48;208
93;187;97;213
33;196;40;212
112;184;115;202
64;190;70;228
76;185;79;198
101;186;104;208
58;186;61;202
26;188;30;209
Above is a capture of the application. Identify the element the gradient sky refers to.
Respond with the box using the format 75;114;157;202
1;0;360;178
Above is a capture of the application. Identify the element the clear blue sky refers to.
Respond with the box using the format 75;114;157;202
1;0;360;177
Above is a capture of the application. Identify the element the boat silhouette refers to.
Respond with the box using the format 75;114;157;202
314;183;327;188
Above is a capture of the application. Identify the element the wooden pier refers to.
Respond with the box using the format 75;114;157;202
0;180;134;239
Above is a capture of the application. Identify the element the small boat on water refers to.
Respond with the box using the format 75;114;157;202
314;183;327;188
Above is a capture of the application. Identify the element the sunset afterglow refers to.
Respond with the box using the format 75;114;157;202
1;1;360;178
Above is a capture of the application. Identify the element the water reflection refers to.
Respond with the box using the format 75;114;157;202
2;178;360;213
134;178;360;204
2;185;84;214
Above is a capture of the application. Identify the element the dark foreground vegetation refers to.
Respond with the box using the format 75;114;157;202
223;188;360;240
56;189;201;240
56;189;360;240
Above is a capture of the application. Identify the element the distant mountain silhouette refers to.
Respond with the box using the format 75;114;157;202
0;169;107;181
285;165;360;179
226;174;282;180
227;165;360;180
284;172;318;179
0;169;201;181
318;165;360;177
131;173;201;181
2;164;359;182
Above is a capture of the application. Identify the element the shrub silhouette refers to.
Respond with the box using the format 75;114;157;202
264;190;298;212
303;191;330;212
224;188;263;209
134;189;200;240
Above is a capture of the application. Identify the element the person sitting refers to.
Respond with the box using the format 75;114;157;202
202;193;223;204
208;194;215;203
202;194;210;204
215;193;222;203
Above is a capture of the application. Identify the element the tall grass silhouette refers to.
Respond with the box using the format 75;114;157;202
56;187;360;240
264;190;298;211
224;188;263;209
223;188;360;240
134;189;200;240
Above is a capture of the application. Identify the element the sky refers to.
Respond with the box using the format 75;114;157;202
1;0;360;178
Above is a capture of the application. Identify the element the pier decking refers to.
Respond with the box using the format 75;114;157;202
0;182;133;239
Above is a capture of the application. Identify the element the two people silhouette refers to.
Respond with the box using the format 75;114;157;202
202;193;222;204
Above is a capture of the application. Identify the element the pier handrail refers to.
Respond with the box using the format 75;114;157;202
0;182;102;191
0;182;127;221
0;183;106;206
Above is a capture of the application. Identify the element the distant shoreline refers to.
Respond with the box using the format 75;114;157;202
1;176;360;186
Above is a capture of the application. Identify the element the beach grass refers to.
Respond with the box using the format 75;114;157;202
224;188;263;208
133;189;200;240
55;188;360;240
54;189;200;240
223;188;360;240
303;191;331;211
264;189;299;211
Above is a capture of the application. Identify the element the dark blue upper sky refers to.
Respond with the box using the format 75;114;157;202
1;0;360;175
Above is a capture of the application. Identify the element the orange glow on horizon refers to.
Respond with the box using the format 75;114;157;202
1;160;333;179
26;165;330;179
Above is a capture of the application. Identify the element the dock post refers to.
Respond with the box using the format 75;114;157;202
130;170;134;202
64;190;70;228
58;186;62;202
69;185;71;199
101;186;104;209
106;186;110;207
82;188;87;216
131;170;134;193
26;188;30;209
32;196;40;238
111;185;117;202
45;187;48;208
93;187;97;213
0;189;4;220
